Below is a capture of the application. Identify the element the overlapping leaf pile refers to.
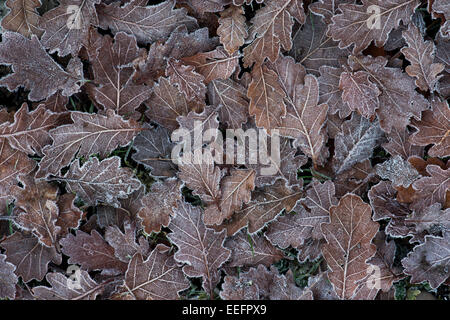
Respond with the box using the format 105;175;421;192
0;0;449;300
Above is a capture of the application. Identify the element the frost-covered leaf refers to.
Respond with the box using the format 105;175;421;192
178;154;222;225
39;0;100;56
182;47;239;84
38;92;69;113
105;220;149;263
137;178;182;234
306;272;339;300
401;24;444;92
217;5;247;55
37;110;140;178
0;232;62;282
291;13;348;75
166;58;207;103
328;0;420;54
1;0;42;38
243;0;305;67
402;232;450;289
184;0;231;14
12;177;59;248
219;273;259;300
348;55;429;133
219;168;256;225
55;193;84;239
333;113;385;175
168;201;231;298
382;127;424;159
368;181;413;238
208;78;249;130
0;32;83;101
318;65;349;118
407;204;450;243
32;271;103;300
225;230;284;268
61;156;142;207
410;165;450;213
60;230;127;274
375;155;420;188
409;99;450;158
339;70;381;118
131;124;177;178
334;160;377;198
146;77;203;131
276;74;328;166
367;232;403;292
308;0;352;24
0;103;67;156
119;245;189;300
85;32;151;119
220;179;302;236
321;194;379;299
97;0;198;44
0;253;18;299
264;212;313;249
247;63;286;132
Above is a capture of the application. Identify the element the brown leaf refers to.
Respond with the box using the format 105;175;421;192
182;47;240;84
220;179;302;236
243;0;305;67
411;165;450;213
291;12;348;75
61;156;142;207
328;0;420;54
146;77;203;131
0;32;83;101
1;0;42;38
247;63;287;132
368;232;404;292
409;99;450;158
276;74;328;166
32;271;103;300
217;5;248;55
407;203;450;243
60;229;127;274
339;70;381;119
402;232;450;289
308;0;353;24
105;220;149;263
166;58;207;103
131;124;177;178
264;212;313;249
0;232;62;282
137;178;182;234
168;201;231;298
85;32;151;119
333;113;385;175
183;0;231;14
97;0;198;44
208;78;249;130
36;110;140;178
225;230;284;268
55;193;84;239
348;55;429;133
119;245;189;300
0;253;18;299
0;103;68;156
219;168;256;225
306;272;339;300
12;177;59;248
40;0;100;56
219;273;259;300
401;24;445;91
334;160;377;198
318;65;350;118
133;26;218;86
368;181;413;238
321;194;379;299
382;127;424;159
38;92;69;113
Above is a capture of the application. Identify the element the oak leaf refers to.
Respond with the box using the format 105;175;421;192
166;58;207;103
217;5;248;55
321;194;379;299
1;0;42;38
0;32;84;101
168;201;231;298
0;253;18;300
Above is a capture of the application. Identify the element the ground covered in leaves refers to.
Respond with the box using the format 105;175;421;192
0;0;449;300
